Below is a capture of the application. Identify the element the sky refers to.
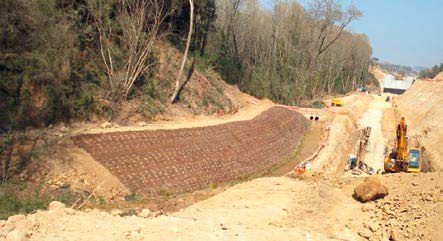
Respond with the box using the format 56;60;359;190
259;0;443;67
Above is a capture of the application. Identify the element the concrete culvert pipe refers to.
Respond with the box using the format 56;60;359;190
315;116;319;121
310;116;314;120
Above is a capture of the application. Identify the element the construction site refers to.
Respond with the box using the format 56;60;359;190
0;67;441;241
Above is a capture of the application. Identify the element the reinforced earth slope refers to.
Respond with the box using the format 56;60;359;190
73;106;309;194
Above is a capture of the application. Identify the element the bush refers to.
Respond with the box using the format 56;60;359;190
0;183;80;220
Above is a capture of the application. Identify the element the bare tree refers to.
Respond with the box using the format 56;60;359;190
309;0;362;59
88;0;165;100
170;0;194;103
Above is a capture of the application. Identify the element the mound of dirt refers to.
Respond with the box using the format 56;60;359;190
394;80;443;171
434;72;443;80
73;107;308;194
354;176;388;202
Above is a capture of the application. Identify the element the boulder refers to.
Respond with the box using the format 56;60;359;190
101;121;112;129
49;201;66;210
354;177;388;202
138;209;151;218
137;122;148;127
5;230;27;241
111;209;124;216
358;229;372;239
60;126;69;133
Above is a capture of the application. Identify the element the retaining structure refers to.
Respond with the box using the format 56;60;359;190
73;106;308;194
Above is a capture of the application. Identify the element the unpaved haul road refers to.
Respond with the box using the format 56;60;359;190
357;94;392;172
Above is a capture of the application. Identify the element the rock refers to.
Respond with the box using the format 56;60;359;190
364;222;378;232
389;229;399;241
354;177;389;203
5;230;28;241
361;205;371;212
358;229;372;239
111;209;123;216
101;121;112;129
137;121;148;127
138;209;151;218
65;208;75;215
412;182;419;186
49;201;66;210
7;215;25;223
60;126;69;133
84;208;92;213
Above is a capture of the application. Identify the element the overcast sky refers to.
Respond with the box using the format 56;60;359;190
259;0;443;67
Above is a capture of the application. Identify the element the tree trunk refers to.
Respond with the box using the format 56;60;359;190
170;0;194;104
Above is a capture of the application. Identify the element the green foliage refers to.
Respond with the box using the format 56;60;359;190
419;63;443;78
0;183;79;220
124;192;143;201
312;101;324;109
0;0;104;132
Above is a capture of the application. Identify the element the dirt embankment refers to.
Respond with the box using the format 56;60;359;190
394;80;443;171
73;107;309;195
312;94;371;174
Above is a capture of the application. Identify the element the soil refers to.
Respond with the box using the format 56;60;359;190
395;80;443;171
72;107;309;195
2;80;443;241
270;121;324;176
2;172;441;241
433;71;443;80
357;94;393;172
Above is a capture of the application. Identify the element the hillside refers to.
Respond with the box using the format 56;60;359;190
395;80;443;171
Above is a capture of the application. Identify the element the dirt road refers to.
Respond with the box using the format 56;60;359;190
358;94;392;172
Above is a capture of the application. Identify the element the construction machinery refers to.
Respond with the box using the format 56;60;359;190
394;73;403;80
331;98;343;107
384;117;421;173
345;127;372;174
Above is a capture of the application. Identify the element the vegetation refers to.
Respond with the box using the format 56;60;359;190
0;182;79;220
0;0;375;133
377;62;418;77
419;63;443;79
210;0;374;105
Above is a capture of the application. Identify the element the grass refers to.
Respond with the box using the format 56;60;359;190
0;182;80;220
124;192;143;201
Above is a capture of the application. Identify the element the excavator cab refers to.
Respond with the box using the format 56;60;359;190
407;148;421;173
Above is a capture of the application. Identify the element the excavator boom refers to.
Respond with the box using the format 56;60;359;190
384;117;421;173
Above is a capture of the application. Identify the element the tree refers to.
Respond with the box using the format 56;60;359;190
88;0;166;100
170;0;194;104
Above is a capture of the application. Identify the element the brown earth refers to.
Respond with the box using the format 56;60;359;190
269;121;324;176
433;71;443;80
73;106;309;195
2;84;443;241
394;80;443;171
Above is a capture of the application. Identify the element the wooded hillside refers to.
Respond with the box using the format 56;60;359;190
0;0;375;133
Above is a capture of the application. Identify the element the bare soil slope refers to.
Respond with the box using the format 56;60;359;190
394;80;443;171
433;72;443;80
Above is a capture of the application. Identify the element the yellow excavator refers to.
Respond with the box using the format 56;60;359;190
384;117;421;173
